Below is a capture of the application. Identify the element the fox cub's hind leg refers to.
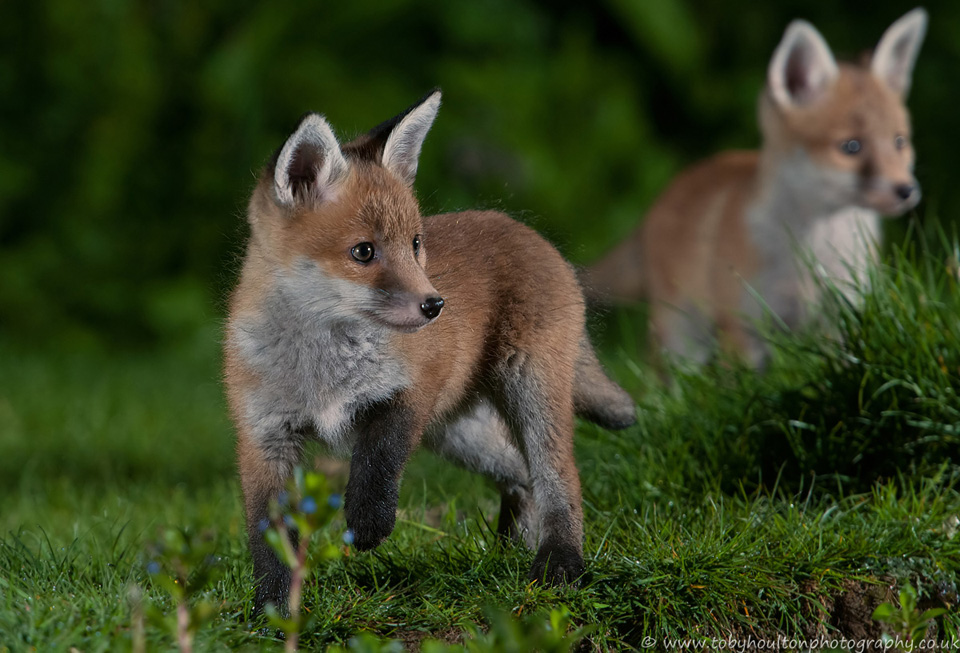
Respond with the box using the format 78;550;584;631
493;354;585;585
424;399;537;548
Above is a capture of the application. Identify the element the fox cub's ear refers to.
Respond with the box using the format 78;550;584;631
273;114;349;208
872;8;927;98
768;20;838;109
380;90;442;187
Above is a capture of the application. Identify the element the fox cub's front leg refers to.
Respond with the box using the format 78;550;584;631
345;396;421;551
236;427;304;615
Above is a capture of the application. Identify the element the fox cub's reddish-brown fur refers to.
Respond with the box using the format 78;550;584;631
586;9;927;367
224;90;636;613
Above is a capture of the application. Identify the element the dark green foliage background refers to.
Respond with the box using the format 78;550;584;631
2;0;959;348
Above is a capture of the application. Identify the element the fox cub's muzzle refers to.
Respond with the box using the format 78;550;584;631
865;177;921;216
375;289;444;332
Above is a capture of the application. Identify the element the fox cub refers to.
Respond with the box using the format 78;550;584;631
586;9;927;366
224;90;636;613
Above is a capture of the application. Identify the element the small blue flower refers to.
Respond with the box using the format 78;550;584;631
146;561;161;575
257;518;270;533
277;491;289;507
284;515;296;528
328;494;342;509
299;496;317;514
342;530;355;545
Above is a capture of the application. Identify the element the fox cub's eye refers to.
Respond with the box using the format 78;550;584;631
351;242;375;263
413;235;421;256
840;139;862;155
895;135;907;151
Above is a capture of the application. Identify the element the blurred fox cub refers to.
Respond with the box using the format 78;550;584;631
223;90;636;614
586;9;927;366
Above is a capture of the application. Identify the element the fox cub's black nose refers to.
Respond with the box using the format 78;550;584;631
895;183;916;201
420;296;444;319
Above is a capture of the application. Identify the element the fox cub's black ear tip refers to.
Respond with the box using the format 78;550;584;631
412;88;442;112
415;88;442;110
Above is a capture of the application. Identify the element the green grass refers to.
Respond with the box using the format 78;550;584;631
2;241;959;651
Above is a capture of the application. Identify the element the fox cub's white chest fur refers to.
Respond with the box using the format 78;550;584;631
744;152;884;326
230;270;408;458
801;206;880;303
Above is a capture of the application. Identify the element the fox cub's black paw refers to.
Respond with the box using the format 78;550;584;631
347;515;395;551
252;570;291;618
344;490;397;552
529;540;585;586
